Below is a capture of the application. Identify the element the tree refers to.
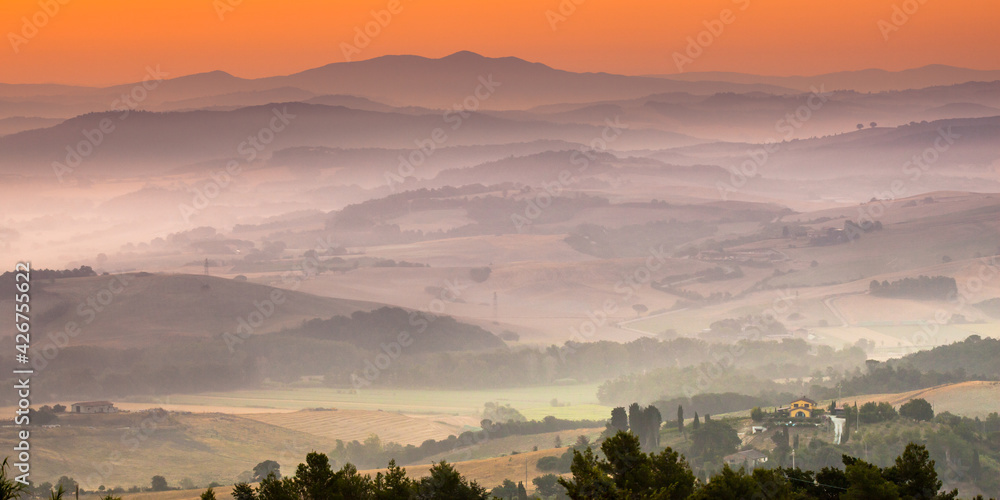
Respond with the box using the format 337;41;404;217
558;447;617;500
649;447;696;499
373;460;414;500
416;461;489;499
559;432;694;500
0;458;29;500
692;412;700;431
55;477;77;495
899;398;934;421
843;459;898;500
516;481;527;500
601;432;650;493
690;420;740;461
554;435;563;448
253;460;281;481
677;405;684;435
689;465;758;499
870;122;878;128
857;124;864;130
200;488;216;500
532;474;566;499
151;476;169;492
490;479;518;499
609;407;629;433
642;405;662;449
883;443;957;499
632;304;648;317
750;406;764;422
627;403;644;437
231;482;256;500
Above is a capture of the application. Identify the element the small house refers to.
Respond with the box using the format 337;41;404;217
789;397;816;418
70;401;117;414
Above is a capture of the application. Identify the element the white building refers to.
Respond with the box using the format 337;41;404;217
70;401;117;414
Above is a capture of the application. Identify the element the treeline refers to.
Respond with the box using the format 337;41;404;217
812;336;1000;400
0;265;95;282
289;307;506;353
228;453;490;500
811;363;970;401
328;415;604;469
600;336;996;410
0;328;864;404
565;221;718;259
869;275;958;300
785;410;1000;497
653;393;772;420
891;335;1000;379
558;432;960;500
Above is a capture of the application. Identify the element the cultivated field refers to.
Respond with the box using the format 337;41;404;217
241;409;470;446
127;384;606;418
0;412;340;490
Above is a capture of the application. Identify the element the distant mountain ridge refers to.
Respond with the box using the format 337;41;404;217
649;64;1000;93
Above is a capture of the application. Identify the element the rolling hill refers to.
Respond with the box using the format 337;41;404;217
0;273;377;347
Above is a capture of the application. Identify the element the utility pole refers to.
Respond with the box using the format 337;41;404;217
792;448;796;469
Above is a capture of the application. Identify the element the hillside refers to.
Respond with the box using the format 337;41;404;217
0;273;377;348
846;381;1000;418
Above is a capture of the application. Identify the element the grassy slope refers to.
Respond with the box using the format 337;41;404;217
0;273;378;347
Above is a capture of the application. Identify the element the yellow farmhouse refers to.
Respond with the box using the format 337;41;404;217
789;397;816;418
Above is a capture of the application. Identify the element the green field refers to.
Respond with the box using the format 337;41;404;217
128;384;605;417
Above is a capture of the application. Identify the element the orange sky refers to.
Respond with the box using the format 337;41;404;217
1;0;997;86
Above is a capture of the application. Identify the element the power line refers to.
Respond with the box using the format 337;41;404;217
782;473;848;491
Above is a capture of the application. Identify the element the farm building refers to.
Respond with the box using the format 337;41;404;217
70;401;118;414
777;397;817;418
723;449;768;469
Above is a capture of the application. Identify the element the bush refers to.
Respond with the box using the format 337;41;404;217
899;398;934;422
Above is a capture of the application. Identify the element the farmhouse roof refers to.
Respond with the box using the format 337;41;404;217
72;401;114;407
792;396;816;404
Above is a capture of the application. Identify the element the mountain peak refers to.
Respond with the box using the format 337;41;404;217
441;50;487;60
